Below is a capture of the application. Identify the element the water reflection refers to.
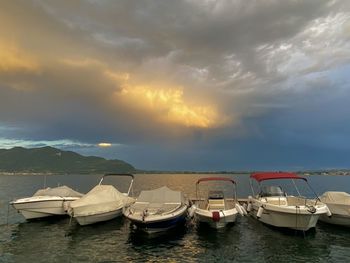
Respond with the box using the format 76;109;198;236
3;218;72;263
66;219;129;262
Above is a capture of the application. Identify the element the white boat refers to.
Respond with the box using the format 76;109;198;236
319;191;350;226
123;186;190;233
67;173;135;226
11;185;83;220
194;177;246;229
247;172;331;231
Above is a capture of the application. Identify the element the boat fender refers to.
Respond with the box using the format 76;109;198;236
257;206;264;219
235;203;244;216
188;205;196;218
212;211;220;222
326;206;332;218
247;202;252;212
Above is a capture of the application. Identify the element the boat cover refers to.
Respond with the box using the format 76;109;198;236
320;191;350;216
137;186;184;204
129;186;186;214
33;185;83;198
320;192;350;204
69;185;134;216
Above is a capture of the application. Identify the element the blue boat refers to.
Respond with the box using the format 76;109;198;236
123;186;189;233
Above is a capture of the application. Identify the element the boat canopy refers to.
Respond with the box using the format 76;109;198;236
34;185;83;197
250;172;307;182
320;191;350;204
196;177;236;184
320;192;350;216
69;185;133;216
137;186;184;204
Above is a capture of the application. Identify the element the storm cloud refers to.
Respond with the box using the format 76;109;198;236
1;0;350;170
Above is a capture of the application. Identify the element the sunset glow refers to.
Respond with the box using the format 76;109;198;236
0;42;39;73
118;85;223;128
98;143;112;148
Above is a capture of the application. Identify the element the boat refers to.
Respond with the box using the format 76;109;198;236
123;186;190;233
247;172;331;231
10;185;83;220
67;173;135;226
194;177;246;228
319;191;350;226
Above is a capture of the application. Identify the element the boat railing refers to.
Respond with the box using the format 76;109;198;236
286;196;319;206
195;177;238;206
99;173;135;196
261;196;288;206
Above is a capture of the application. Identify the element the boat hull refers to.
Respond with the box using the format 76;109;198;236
248;198;327;231
74;209;123;226
11;197;78;220
319;213;350;226
195;208;237;228
318;201;350;226
124;205;188;233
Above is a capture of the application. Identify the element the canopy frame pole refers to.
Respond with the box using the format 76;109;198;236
99;173;135;197
292;179;302;197
249;179;256;197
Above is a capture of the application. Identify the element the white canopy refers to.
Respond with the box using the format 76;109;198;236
137;186;184;204
69;185;134;216
34;185;83;198
320;191;350;216
320;191;350;204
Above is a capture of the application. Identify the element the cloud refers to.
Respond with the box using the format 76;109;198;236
1;0;350;169
0;137;93;149
0;41;40;73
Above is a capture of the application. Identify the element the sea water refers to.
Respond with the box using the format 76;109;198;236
1;174;350;262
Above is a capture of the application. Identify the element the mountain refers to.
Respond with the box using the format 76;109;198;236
0;146;135;174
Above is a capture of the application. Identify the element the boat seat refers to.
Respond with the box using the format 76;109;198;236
207;199;225;210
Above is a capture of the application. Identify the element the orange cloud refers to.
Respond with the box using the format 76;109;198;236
116;83;228;128
61;58;104;68
0;41;40;73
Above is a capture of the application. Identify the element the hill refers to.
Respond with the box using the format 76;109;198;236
0;146;135;174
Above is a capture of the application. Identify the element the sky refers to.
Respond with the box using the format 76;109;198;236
1;0;350;171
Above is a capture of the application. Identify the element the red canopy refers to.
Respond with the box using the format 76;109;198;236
196;177;236;184
250;172;307;182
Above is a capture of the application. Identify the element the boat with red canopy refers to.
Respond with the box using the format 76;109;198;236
247;172;331;231
193;177;246;229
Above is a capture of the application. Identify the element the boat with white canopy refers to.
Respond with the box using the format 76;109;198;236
247;172;331;231
319;191;350;226
67;173;135;226
123;186;189;233
194;177;246;228
11;186;83;220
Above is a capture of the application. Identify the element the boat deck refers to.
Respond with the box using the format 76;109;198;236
190;198;248;208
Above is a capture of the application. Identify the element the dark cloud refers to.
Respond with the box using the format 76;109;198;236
1;0;350;169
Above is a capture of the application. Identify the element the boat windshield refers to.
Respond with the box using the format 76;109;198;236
259;186;285;197
208;190;224;199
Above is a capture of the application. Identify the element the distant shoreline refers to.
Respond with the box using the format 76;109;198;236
1;171;350;176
